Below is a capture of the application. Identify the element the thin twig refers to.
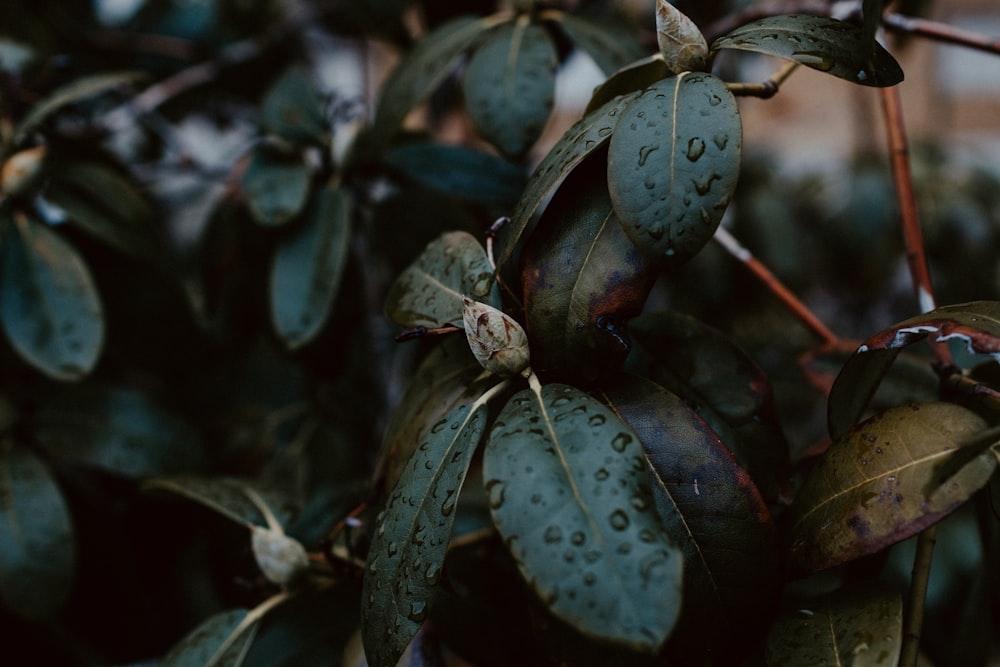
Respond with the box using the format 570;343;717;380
727;61;800;99
900;524;937;667
883;12;1000;56
713;226;840;346
394;325;462;342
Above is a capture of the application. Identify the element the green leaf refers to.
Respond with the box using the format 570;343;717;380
143;476;296;530
595;374;780;665
788;402;997;573
463;18;557;159
241;144;312;227
361;388;500;667
270;185;350;349
384;230;501;330
159;608;259;667
0;444;76;621
14;71;142;144
584;55;670;115
372;16;500;143
260;68;330;146
384;143;527;207
0;214;104;380
654;0;708;73
765;585;902;666
710;15;903;87
496;92;637;270
607;72;741;262
483;382;683;653
553;12;645;76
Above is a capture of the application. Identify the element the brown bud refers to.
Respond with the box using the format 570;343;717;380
0;146;47;196
462;297;530;377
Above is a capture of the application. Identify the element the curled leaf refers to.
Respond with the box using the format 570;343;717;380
463;298;530;377
655;0;708;73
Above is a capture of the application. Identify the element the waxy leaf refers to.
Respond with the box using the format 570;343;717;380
788;402;997;573
384;231;501;329
241;144;312;227
655;0;708;73
362;392;496;667
711;15;903;87
554;13;646;75
463;18;557;159
584;55;670;115
483;382;683;653
0;214;104;380
260;67;330;146
607;73;741;262
496;93;636;270
829;301;1000;439
159;608;259;667
270;185;350;349
596;375;780;665
384;143;526;207
143;476;296;530
765;585;902;666
0;444;76;621
861;0;887;68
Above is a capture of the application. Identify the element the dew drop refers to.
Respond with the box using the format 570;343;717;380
713;133;728;150
617;542;632;555
551;396;571;408
686;137;705;161
594;468;610;482
531;493;542;505
638;529;656;543
441;489;456;516
430;418;448;434
387;542;399;557
425;562;441;584
583;573;597;586
563;550;576;563
409;600;428;622
611;432;633;452
571;531;586;546
609;509;630;531
485;479;506;509
638;144;659;167
588;413;606;427
544;525;563;544
631;496;648;511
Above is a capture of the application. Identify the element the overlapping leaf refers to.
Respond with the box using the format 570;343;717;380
711;15;903;87
241;144;312;227
584;55;670;114
607;73;741;262
384;143;526;207
463;18;557;159
654;0;708;73
159;607;260;667
143;476;296;530
788;402;997;572
483;382;683;653
260;67;330;146
270;184;350;349
553;12;646;75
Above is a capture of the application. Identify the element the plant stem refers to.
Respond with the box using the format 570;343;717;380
900;524;937;667
727;61;800;99
883;12;1000;55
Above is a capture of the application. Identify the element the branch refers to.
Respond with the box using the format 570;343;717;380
727;61;800;99
899;525;937;667
883;12;1000;56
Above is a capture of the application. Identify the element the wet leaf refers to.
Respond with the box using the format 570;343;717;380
159;608;258;667
522;154;661;385
362;390;497;667
711;15;903;87
270;185;350;349
607;73;741;262
463;18;557;159
655;0;708;73
828;301;1000;439
260;67;329;146
372;16;499;144
0;444;76;621
384;230;501;330
629;311;790;502
462;298;530;377
788;402;997;573
143;476;297;529
0;214;104;381
241;144;312;227
384;143;526;207
495;92;636;270
483;382;683;653
584;55;669;115
765;584;902;666
553;12;646;75
596;375;780;665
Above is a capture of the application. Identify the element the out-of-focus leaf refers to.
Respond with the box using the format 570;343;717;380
143;476;297;529
159;608;258;667
0;444;76;621
0;214;104;381
42;158;158;259
497;92;637;270
384;143;526;207
30;384;204;477
270;185;350;349
655;0;708;73
14;71;142;143
260;68;330;146
584;55;669;115
372;16;500;143
765;584;902;666
596;374;780;665
344;623;446;667
241;144;312;227
711;15;903;87
1;146;46;196
607;72;741;262
483;382;683;653
384;231;501;329
788;402;997;573
828;301;1000;439
463;18;557;159
629;311;790;502
362;388;499;667
553;12;645;75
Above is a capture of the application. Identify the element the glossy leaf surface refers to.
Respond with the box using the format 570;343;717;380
143;476;295;529
159;608;258;667
362;397;492;667
463;18;557;159
14;71;141;143
596;375;780;664
260;67;330;146
270;185;350;349
655;0;708;73
711;15;903;86
584;55;669;114
554;13;646;75
0;444;76;621
765;585;902;666
384;231;501;329
484;382;682;653
384;143;526;207
0;215;104;380
607;73;741;262
241;145;312;227
788;402;997;572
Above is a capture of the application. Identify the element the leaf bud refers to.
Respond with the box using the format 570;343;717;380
462;297;530;377
0;146;47;196
251;526;310;587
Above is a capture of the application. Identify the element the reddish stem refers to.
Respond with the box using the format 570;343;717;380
883;12;1000;55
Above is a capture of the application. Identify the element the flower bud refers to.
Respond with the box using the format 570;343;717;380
0;146;47;196
462;297;530;377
